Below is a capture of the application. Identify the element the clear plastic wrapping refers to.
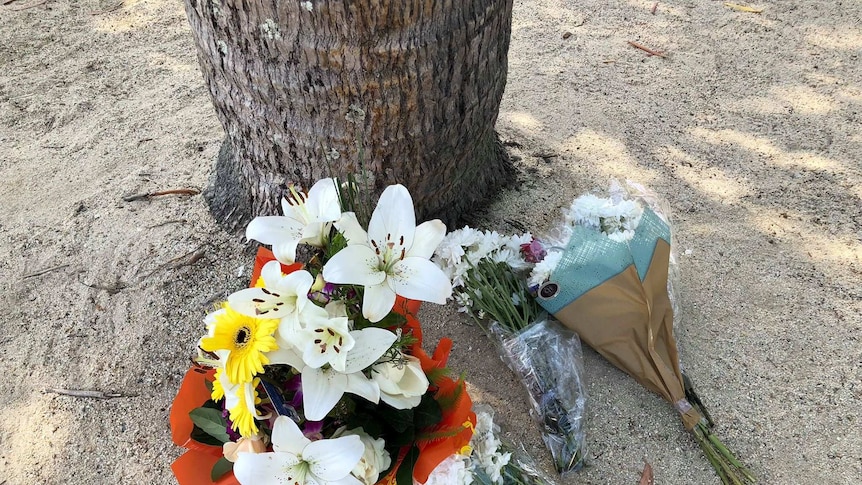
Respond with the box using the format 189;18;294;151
490;319;588;478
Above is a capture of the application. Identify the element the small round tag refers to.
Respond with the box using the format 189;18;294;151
538;281;559;299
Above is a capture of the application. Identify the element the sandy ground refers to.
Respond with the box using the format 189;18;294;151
1;0;860;484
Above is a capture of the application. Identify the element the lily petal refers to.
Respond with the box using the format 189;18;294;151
407;219;447;259
379;391;422;410
323;245;386;286
246;216;304;264
362;282;397;323
259;260;285;286
343;328;397;373
323;475;364;485
227;288;292;319
270;416;310;456
389;257;453;304
265;341;305;369
367;184;416;251
302;367;348;421
344;372;380;404
233;451;301;485
305;178;342;222
305;435;364;481
333;212;369;246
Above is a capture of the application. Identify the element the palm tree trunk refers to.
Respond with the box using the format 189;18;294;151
184;0;514;230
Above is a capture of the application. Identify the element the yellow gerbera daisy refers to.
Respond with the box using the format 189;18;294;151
200;304;279;384
229;378;264;438
211;367;226;401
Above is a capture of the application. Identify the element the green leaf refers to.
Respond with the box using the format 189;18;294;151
191;424;225;446
395;446;420;485
204;379;213;393
325;231;348;260
473;468;496;485
386;408;414;433
414;394;443;429
353;309;407;330
211;457;233;481
189;407;230;443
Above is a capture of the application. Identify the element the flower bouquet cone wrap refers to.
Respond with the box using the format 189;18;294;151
537;209;702;429
532;183;755;484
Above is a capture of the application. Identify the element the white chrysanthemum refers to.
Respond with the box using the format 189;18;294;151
435;229;535;292
607;229;636;242
528;250;563;288
454;292;473;313
470;410;512;483
565;193;644;240
421;454;473;485
565;193;607;228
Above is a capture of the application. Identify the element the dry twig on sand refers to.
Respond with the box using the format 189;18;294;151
45;388;136;399
23;264;70;279
627;40;667;58
5;0;48;9
89;0;123;15
122;188;201;202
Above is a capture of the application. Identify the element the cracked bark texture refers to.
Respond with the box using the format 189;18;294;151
184;0;515;231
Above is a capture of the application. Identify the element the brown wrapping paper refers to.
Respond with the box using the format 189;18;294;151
552;239;703;430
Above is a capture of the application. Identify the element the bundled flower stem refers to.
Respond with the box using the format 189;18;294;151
461;259;541;333
434;228;588;477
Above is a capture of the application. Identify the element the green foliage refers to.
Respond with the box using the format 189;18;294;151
414;393;443;429
353;309;406;330
395;446;420;485
210;457;233;481
433;376;466;412
423;366;452;387
325;231;348;261
189;405;230;444
463;260;541;333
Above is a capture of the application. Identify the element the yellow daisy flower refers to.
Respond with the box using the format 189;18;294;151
211;367;226;402
200;305;279;384
229;378;264;438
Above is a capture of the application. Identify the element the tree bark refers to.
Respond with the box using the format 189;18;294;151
184;0;514;231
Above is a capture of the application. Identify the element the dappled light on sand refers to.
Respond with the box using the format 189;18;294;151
91;0;178;34
689;127;846;172
561;129;657;185
663;146;749;204
0;397;71;482
499;111;545;135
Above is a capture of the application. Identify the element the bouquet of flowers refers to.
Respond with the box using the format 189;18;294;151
528;180;755;484
170;179;478;485
433;228;588;477
424;403;555;485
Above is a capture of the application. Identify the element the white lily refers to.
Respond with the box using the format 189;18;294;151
228;262;314;343
294;303;356;371
322;184;452;322
300;327;398;420
246;178;342;264
234;416;364;485
371;353;429;410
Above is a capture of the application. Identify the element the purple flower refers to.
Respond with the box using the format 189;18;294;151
285;374;304;409
302;420;325;441
520;239;547;263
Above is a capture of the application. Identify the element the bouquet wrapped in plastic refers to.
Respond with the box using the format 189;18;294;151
434;228;588;477
528;180;755;484
424;403;557;485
